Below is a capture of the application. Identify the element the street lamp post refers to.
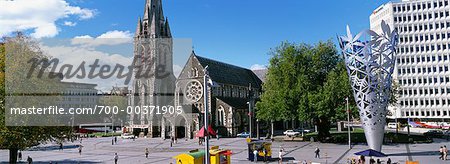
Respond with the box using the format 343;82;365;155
203;66;210;164
256;119;260;140
394;108;398;136
346;97;351;149
248;83;253;138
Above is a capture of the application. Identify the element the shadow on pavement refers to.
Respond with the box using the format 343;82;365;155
27;144;79;151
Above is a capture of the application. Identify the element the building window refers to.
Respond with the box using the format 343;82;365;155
217;106;226;126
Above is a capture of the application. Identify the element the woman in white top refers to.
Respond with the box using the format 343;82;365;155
278;149;284;164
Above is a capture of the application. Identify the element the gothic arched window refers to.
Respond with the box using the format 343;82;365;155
217;106;226;126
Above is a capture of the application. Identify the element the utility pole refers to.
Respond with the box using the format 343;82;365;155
346;97;351;149
256;119;260;140
248;83;252;138
203;66;210;164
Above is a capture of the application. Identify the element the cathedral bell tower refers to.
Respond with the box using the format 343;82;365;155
129;0;176;138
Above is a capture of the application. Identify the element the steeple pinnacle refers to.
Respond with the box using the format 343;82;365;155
135;17;142;37
137;0;170;38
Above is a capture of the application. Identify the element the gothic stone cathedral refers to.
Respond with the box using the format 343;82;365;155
128;0;263;139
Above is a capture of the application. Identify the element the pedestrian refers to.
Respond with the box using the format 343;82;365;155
369;157;375;164
376;158;381;164
444;145;448;160
314;147;320;158
112;138;114;145
216;130;220;140
78;145;83;155
59;142;63;151
278;149;284;164
27;156;32;164
359;155;365;164
253;149;258;162
386;158;391;164
263;148;267;162
440;146;444;160
145;148;149;158
114;153;119;164
115;136;117;144
18;151;22;161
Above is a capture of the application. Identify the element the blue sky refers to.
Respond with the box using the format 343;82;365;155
3;0;392;69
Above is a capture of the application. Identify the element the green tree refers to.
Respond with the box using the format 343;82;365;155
0;34;71;163
256;40;358;141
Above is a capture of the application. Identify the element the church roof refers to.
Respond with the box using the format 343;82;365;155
216;97;249;109
194;54;262;88
251;69;268;83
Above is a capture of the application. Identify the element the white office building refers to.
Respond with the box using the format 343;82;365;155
370;0;450;120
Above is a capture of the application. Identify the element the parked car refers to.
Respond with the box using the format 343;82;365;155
237;132;250;138
283;130;300;137
387;122;399;129
120;133;135;139
423;130;443;138
294;128;312;133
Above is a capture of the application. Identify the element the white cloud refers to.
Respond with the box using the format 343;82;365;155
250;64;266;70
63;21;77;27
98;30;132;38
71;30;132;47
40;44;133;91
0;0;96;38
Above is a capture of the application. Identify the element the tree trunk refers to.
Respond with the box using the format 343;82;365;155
9;148;18;164
316;117;331;142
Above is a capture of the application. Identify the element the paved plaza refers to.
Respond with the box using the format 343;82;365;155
0;137;449;163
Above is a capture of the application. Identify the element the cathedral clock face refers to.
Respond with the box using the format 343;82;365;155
184;80;203;102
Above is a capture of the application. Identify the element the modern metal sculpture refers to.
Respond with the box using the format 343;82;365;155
338;21;398;152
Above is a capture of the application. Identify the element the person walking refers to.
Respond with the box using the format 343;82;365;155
440;146;444;160
314;147;320;159
78;145;83;155
115;136;117;144
145;148;149;158
253;149;258;162
444;145;448;160
18;151;22;162
263;148;267;162
216;130;220;140
27;156;32;164
114;153;119;164
278;149;284;164
112;138;114;145
386;158;391;164
59;142;63;151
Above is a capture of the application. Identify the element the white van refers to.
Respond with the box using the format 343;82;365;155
387;122;399;129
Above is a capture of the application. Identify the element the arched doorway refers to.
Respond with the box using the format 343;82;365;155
163;117;173;139
176;116;186;138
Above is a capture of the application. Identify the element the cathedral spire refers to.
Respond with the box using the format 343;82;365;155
137;0;170;38
135;17;142;37
143;0;150;20
165;17;172;38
